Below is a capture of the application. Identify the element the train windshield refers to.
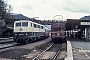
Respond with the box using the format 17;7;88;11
16;22;21;27
53;27;64;31
22;22;28;27
54;28;58;31
15;22;28;27
59;28;63;31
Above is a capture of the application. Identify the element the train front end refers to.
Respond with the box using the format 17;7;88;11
13;20;30;44
51;23;66;43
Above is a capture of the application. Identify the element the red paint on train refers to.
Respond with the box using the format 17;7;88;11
51;23;66;43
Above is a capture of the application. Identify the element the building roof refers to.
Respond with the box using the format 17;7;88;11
9;13;36;20
66;19;89;30
80;16;90;20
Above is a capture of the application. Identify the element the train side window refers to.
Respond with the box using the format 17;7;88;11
22;22;28;26
31;23;32;27
34;24;36;28
41;26;43;29
38;25;40;28
16;22;21;27
59;28;61;31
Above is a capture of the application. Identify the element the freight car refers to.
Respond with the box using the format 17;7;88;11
13;20;49;44
51;23;66;43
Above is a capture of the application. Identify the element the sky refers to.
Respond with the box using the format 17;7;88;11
6;0;90;20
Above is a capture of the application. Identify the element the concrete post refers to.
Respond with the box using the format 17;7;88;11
85;26;90;41
88;26;90;41
85;28;88;41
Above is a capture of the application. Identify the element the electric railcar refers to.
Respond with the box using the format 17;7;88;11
13;20;49;44
51;23;66;43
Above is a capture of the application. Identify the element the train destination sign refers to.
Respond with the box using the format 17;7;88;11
80;22;90;25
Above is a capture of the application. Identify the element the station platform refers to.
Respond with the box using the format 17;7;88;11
65;37;90;60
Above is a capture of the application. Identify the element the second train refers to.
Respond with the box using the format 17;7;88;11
51;22;66;43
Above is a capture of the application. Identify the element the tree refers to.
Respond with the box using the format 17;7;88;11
0;0;12;20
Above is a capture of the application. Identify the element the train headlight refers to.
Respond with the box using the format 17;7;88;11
26;33;28;35
15;34;17;36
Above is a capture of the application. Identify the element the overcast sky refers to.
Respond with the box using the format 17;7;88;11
6;0;90;20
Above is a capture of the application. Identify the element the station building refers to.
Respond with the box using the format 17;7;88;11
66;16;90;41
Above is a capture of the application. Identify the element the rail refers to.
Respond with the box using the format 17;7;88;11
32;43;54;60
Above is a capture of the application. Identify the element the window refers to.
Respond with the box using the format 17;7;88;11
41;26;43;29
54;28;58;31
59;28;61;31
16;22;21;27
59;28;63;31
38;25;40;28
34;24;36;28
31;23;32;27
22;22;28;26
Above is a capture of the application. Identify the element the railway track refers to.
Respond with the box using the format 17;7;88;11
0;37;18;50
34;43;62;60
0;42;18;53
23;42;66;60
0;37;66;60
0;37;14;44
0;37;50;52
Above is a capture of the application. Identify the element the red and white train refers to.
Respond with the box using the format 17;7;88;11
51;22;66;43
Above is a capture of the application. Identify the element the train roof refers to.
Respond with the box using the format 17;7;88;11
52;22;65;26
14;20;30;22
14;20;46;27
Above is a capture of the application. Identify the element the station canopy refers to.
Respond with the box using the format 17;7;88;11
65;19;90;30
